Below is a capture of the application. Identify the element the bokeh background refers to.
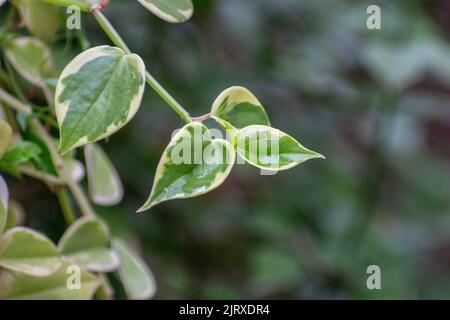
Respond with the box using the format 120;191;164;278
6;0;450;298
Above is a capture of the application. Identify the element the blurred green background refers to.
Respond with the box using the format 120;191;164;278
6;0;450;298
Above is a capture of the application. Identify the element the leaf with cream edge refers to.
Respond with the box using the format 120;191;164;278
235;125;324;171
17;0;60;42
113;238;157;300
0;119;13;158
138;122;235;211
0;259;100;300
0;175;8;234
85;143;123;206
58;217;119;272
211;86;271;130
0;227;62;277
5;37;54;87
137;0;193;23
55;45;146;155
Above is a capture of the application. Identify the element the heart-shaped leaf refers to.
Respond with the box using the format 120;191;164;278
211;86;271;129
5;37;54;87
55;45;146;154
58;217;119;272
85;143;123;206
138;122;235;211
0;227;62;277
113;238;156;300
137;0;193;23
0;259;100;300
0;119;12;158
235;125;324;171
17;0;60;42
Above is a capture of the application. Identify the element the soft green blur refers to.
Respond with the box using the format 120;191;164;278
12;0;450;298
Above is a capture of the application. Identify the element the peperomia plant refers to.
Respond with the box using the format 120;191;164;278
0;0;323;299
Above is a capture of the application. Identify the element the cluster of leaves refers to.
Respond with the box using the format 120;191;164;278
0;0;323;299
0;184;155;299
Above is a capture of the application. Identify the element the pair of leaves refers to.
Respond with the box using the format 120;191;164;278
137;0;193;23
139;87;324;211
211;86;324;170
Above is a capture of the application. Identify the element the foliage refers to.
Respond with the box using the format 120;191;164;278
0;0;322;299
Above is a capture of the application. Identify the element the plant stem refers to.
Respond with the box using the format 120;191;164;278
18;165;65;187
66;180;96;217
92;10;192;124
56;189;76;224
0;88;32;114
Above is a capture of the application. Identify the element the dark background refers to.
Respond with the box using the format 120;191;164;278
7;0;450;299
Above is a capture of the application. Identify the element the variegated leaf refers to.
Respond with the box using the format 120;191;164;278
138;122;235;211
5;37;54;87
0;259;100;300
0;119;13;158
211;86;271;130
17;0;60;42
58;217;119;272
55;46;146;154
113;238;156;300
235;125;324;171
0;227;62;277
137;0;193;23
85;143;123;206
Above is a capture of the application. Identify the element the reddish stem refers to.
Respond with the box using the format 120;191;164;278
91;0;109;12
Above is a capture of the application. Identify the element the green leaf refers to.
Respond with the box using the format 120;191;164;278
137;0;193;23
138;122;235;211
58;217;119;272
5;37;54;87
55;46;146;154
85;143;123;206
235;125;324;171
0;259;100;299
0;141;42;175
0;119;13;158
211;86;271;129
17;0;60;42
0;227;62;277
0;175;7;234
113;238;156;300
